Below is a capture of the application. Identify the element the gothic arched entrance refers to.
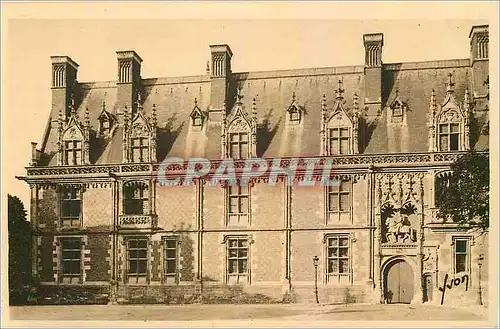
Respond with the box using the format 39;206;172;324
384;259;414;304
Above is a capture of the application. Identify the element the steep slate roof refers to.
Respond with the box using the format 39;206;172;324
40;58;488;165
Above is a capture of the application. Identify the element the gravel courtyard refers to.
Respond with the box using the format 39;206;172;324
8;303;489;323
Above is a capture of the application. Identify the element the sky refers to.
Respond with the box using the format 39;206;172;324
1;2;494;214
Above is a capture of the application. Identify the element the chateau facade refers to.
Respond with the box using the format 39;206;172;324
20;25;489;305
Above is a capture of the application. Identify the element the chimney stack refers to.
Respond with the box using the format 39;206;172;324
469;25;489;103
363;33;384;119
208;44;233;123
116;50;143;121
50;56;79;125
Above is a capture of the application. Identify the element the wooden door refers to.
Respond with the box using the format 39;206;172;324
385;260;414;304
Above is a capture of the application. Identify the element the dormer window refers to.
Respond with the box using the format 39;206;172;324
320;82;360;156
229;132;249;159
329;127;350;155
428;73;470;152
438;123;460;151
388;89;406;123
189;98;206;131
64;140;82;165
98;101;114;138
123;94;157;163
393;104;403;117
287;92;303;124
222;89;257;159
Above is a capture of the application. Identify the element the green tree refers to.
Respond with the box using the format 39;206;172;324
8;194;32;304
436;151;489;231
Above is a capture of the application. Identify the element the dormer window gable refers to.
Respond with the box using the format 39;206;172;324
97;101;115;138
428;73;471;152
387;89;407;123
122;92;158;163
320;80;361;156
189;98;206;131
57;96;91;166
221;89;257;159
286;92;303;125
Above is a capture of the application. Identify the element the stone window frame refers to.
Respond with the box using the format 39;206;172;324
324;178;353;224
322;233;356;285
437;122;461;152
124;236;151;285
222;234;254;285
130;137;150;163
59;185;83;228
64;140;83;166
451;236;473;274
53;235;88;285
161;235;181;285
228;132;250;159
224;182;252;227
327;127;352;155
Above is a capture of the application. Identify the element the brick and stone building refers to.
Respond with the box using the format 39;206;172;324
20;25;489;305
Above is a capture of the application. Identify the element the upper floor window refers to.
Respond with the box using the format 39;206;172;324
329;128;350;155
60;237;82;283
227;184;249;226
60;187;82;227
226;237;249;284
327;180;350;213
438;123;460;151
453;237;470;274
64;140;82;165
326;234;350;283
127;237;148;284
131;137;149;163
229;132;249;159
123;182;148;215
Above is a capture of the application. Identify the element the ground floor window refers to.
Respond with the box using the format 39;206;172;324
326;234;350;283
60;237;82;284
127;237;148;284
164;237;180;284
227;237;249;284
453;237;470;274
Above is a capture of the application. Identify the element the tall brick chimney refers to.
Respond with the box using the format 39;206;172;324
116;50;142;121
208;44;233;122
469;25;489;105
50;56;79;125
363;33;384;118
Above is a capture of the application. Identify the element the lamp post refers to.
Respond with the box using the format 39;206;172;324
477;253;484;306
313;255;319;304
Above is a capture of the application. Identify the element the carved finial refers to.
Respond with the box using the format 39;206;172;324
353;92;359;114
124;105;129;125
136;91;143;112
194;97;198;108
335;78;344;100
430;89;436;111
206;61;210;74
252;98;257;119
464;88;470;108
292;92;296;104
102;100;106;112
58;109;63;131
69;92;77;117
321;94;327;117
152;104;157;126
446;72;455;94
395;87;399;98
84;107;90;127
236;87;243;105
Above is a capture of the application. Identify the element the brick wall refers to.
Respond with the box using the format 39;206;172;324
83;187;113;229
86;234;111;282
156;185;197;230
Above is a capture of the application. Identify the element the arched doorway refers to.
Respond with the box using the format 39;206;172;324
384;259;414;304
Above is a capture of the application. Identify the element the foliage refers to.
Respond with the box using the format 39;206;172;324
8;194;33;305
436;151;489;231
